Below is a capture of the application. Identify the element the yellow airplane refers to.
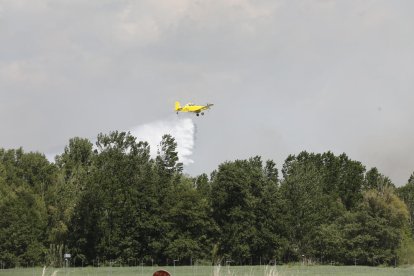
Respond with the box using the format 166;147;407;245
175;101;214;116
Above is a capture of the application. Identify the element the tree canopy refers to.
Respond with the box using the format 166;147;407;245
0;134;413;267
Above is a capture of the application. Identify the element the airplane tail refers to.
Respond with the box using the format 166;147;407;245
175;101;181;111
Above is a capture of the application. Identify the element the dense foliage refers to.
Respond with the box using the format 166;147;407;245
0;132;414;267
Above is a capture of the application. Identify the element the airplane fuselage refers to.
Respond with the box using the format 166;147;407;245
175;101;213;116
179;105;206;113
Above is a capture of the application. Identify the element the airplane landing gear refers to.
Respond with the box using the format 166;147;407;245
196;113;200;116
201;112;204;115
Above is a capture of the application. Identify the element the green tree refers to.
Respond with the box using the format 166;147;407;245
398;177;414;236
0;186;47;267
164;176;216;263
47;137;94;266
0;149;49;267
364;167;395;192
343;188;408;265
280;151;366;261
280;156;326;261
195;173;210;196
156;134;183;177
211;157;282;264
67;131;164;265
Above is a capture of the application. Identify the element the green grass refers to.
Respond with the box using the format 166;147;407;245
0;265;413;276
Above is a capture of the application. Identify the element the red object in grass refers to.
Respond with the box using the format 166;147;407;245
153;270;171;276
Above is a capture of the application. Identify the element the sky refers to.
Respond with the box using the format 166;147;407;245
1;0;414;185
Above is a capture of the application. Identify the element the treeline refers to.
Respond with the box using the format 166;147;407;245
1;131;414;268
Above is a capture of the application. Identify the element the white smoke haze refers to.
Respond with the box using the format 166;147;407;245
130;117;196;165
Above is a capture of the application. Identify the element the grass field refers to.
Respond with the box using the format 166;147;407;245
0;265;413;276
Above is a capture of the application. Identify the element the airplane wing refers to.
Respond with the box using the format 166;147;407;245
200;104;214;111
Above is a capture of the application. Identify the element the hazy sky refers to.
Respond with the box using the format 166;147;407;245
1;0;414;185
